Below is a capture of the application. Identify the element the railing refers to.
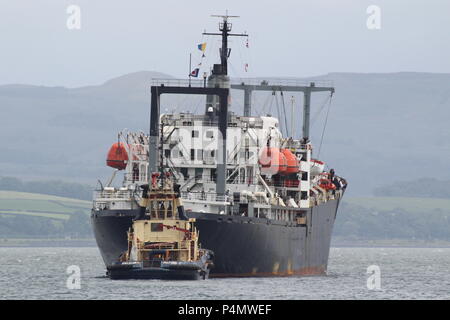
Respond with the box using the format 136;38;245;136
152;78;334;89
93;190;136;200
181;192;228;203
152;78;207;88
231;78;334;88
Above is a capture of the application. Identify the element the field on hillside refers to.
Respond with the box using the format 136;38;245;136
0;191;91;220
0;191;92;238
1;192;449;242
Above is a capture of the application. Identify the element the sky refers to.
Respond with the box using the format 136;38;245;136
0;0;448;87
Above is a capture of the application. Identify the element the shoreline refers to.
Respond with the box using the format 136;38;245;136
1;238;450;248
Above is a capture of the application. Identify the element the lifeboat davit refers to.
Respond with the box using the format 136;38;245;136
258;147;287;175
310;159;325;176
280;149;299;174
106;142;128;170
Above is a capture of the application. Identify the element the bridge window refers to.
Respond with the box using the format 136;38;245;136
151;223;163;232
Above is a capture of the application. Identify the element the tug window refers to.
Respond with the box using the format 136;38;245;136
151;223;164;232
190;149;195;160
192;130;199;138
206;131;214;138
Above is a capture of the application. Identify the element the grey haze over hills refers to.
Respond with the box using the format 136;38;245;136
1;71;449;196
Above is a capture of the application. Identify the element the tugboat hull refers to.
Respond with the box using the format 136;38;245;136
107;264;209;280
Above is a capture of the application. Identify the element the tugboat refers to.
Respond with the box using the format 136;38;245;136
107;173;213;280
92;14;347;278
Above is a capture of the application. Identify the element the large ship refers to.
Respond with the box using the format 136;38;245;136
91;14;347;277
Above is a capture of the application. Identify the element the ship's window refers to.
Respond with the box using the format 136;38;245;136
240;168;245;184
132;163;139;182
247;167;253;184
171;148;178;158
197;149;203;160
140;164;146;181
195;168;203;180
192;130;199;138
301;172;308;181
180;167;188;179
190;149;195;160
210;150;215;158
164;149;170;158
210;168;217;182
206;130;214;138
301;191;308;200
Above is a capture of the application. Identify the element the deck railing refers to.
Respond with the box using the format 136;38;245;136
93;190;135;200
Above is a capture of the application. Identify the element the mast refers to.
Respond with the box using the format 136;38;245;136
203;13;248;76
203;13;247;115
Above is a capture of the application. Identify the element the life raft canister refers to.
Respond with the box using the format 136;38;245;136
258;147;287;175
106;142;129;170
280;148;299;174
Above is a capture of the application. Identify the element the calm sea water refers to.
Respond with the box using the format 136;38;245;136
0;247;449;300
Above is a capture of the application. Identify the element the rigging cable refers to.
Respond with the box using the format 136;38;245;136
310;93;332;127
274;91;283;135
316;93;333;160
260;92;274;116
279;90;289;137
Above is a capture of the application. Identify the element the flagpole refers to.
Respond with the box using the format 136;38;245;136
189;53;192;87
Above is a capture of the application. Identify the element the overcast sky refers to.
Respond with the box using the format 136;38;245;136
0;0;448;87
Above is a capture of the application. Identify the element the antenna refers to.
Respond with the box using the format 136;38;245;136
211;9;240;21
203;12;248;75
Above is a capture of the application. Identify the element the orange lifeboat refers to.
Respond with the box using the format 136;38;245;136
319;178;336;190
106;142;128;170
258;147;287;175
280;149;299;174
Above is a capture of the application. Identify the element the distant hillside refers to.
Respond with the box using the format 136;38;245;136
1;71;450;195
334;197;450;241
0;191;91;238
373;178;450;198
0;176;93;200
1;191;449;242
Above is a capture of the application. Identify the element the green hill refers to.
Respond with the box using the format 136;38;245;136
334;197;450;241
0;191;92;238
1;191;449;243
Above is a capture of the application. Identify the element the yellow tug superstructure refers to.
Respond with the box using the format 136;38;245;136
108;177;213;280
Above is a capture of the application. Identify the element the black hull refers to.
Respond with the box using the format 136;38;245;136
91;199;340;277
108;266;208;280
